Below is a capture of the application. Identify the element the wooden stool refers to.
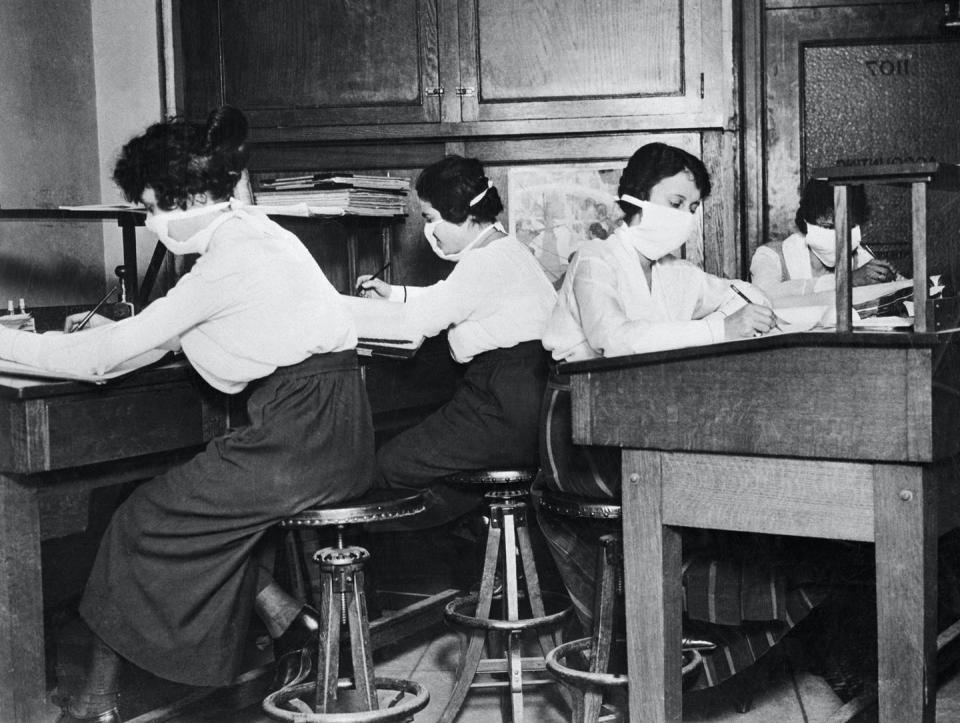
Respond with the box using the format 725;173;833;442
262;489;432;722
534;488;706;723
439;469;572;723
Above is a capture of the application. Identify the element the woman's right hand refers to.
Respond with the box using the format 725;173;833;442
63;312;113;333
852;259;898;286
724;303;777;339
355;275;391;299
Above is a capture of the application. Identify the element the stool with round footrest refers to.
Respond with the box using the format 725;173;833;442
262;489;434;722
438;469;572;723
533;487;709;723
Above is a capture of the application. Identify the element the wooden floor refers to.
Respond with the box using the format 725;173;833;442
41;527;960;723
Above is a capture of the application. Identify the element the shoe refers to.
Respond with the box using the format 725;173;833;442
682;636;718;653
56;703;120;723
272;605;321;691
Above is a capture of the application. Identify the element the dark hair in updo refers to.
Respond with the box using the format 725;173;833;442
616;143;711;221
794;178;869;234
112;105;249;211
414;155;503;224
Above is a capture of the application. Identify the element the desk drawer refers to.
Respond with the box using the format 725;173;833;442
1;381;226;473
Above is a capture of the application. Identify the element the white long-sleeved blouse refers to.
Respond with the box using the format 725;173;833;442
346;235;557;363
542;226;752;362
0;204;356;393
750;232;874;299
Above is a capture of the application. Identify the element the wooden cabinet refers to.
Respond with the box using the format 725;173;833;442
456;0;720;124
175;0;729;136
181;0;445;127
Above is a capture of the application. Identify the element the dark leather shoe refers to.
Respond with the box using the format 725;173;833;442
56;707;121;723
272;605;321;690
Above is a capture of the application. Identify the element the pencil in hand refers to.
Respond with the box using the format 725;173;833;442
356;261;392;297
68;285;118;333
729;284;783;332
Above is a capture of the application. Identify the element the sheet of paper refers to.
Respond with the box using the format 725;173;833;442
769;305;830;333
0;348;170;384
774;278;914;310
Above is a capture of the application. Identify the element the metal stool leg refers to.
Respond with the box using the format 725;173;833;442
316;556;342;713
439;510;503;723
345;563;378;710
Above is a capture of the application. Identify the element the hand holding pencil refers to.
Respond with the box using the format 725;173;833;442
63;285;119;333
356;261;392;299
724;284;779;339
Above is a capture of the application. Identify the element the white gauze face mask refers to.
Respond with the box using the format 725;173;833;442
144;200;232;255
619;195;696;261
423;219;503;262
422;180;500;262
805;223;862;267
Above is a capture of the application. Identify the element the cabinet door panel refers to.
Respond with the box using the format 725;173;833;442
220;0;441;126
459;0;708;122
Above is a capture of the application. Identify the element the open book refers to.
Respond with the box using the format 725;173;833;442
0;348;170;385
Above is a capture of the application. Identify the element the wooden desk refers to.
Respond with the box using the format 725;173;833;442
0;342;458;722
0;360;227;722
561;330;960;723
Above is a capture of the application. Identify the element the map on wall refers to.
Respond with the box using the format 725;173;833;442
507;163;625;285
508;161;706;285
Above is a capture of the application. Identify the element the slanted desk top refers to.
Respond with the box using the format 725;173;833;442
562;330;960;723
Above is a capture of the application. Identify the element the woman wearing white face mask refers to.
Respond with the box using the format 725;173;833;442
0;108;377;722
352;155;556;530
537;143;837;695
750;178;898;298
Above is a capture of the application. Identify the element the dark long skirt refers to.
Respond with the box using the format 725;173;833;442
537;371;832;689
377;340;548;527
79;350;375;686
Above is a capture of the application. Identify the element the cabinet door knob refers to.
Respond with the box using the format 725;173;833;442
455;87;476;96
424;87;445;96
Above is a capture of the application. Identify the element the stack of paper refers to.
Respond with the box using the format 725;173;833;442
254;173;410;217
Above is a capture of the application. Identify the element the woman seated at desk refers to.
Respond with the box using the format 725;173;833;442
750;178;898;299
351;155;557;528
0;107;376;722
538;142;834;693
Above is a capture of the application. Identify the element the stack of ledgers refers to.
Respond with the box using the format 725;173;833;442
253;173;410;217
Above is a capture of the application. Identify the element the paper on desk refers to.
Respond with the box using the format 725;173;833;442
0;348;170;384
773;278;914;310
768;305;831;333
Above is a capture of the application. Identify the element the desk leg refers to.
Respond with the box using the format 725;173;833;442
622;450;683;723
0;478;52;722
874;463;937;723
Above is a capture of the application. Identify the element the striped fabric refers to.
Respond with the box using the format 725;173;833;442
537;372;832;688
